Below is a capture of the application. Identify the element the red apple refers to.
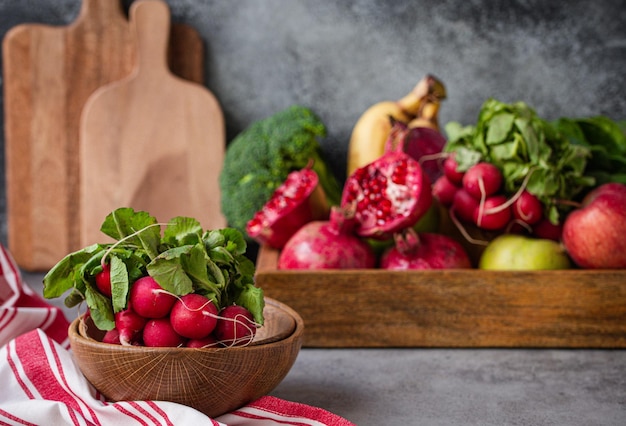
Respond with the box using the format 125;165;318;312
562;183;626;268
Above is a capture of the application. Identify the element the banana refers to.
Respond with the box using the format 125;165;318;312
346;74;446;177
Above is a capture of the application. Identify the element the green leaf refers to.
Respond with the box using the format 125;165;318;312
43;244;102;299
181;243;221;298
163;216;203;246
100;208;160;259
85;286;115;331
485;112;514;145
146;246;195;296
110;255;129;313
235;284;265;326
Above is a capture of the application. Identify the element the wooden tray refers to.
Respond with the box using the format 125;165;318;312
255;246;626;348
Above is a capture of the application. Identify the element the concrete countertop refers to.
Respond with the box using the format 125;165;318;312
22;271;626;426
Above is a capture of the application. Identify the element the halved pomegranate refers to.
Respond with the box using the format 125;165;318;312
246;164;329;249
341;122;433;240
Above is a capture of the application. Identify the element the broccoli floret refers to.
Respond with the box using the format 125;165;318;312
219;105;342;238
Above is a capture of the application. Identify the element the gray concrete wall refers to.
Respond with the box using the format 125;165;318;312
1;0;625;245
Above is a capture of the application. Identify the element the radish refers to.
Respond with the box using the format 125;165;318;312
462;162;502;200
432;174;458;207
115;305;147;346
512;190;543;226
186;334;220;349
102;329;121;345
169;293;218;339
95;263;112;297
473;195;511;230
143;318;187;347
214;305;257;347
451;188;479;223
443;154;464;185
278;206;377;269
129;276;176;319
380;230;471;270
532;218;563;241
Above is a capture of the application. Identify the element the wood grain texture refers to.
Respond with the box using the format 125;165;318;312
255;246;626;348
79;0;225;247
2;0;205;270
69;298;304;418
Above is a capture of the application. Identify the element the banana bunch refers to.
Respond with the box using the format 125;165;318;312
346;74;447;177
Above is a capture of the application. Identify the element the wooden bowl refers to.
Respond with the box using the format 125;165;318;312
69;297;304;418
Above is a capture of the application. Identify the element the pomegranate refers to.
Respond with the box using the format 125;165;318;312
341;122;433;240
246;165;329;249
278;206;377;269
380;229;471;270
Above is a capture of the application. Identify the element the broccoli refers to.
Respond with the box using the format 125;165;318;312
219;105;342;238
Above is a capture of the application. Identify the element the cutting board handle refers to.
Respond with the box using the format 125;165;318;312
77;0;126;23
130;0;171;75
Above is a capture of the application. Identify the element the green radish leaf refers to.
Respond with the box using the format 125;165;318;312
163;216;203;246
180;243;221;298
235;284;265;326
100;208;160;259
85;286;115;331
110;255;129;313
146;246;194;296
43;244;102;299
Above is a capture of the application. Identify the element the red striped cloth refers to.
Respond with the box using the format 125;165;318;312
0;245;355;426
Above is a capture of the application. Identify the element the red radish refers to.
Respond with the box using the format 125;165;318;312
129;276;176;319
169;294;218;339
432;174;458;207
278;206;377;269
443;154;464;185
512;190;543;225
143;318;186;347
102;329;121;345
532;218;563;241
451;188;479;223
95;263;112;297
214;305;257;347
402;126;447;183
186;334;220;348
462;162;502;200
341;121;432;239
473;195;511;230
246;165;329;249
380;230;471;270
115;306;147;346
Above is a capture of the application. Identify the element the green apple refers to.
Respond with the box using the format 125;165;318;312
479;234;571;270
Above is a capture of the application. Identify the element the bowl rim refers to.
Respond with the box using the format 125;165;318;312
68;297;304;353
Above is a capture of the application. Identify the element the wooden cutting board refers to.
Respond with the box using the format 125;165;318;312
79;0;225;247
3;0;204;271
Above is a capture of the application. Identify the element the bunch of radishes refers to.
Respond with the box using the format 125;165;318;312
433;155;557;239
43;207;265;348
96;274;257;348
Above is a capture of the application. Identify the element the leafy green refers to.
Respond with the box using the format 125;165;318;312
444;98;605;224
219;105;342;238
43;207;264;330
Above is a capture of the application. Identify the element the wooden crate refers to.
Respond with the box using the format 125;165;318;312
255;246;626;348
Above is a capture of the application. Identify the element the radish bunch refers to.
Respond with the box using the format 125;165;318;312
434;156;555;238
43;207;264;348
99;277;257;348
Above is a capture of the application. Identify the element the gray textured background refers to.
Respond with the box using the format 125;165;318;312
1;0;625;246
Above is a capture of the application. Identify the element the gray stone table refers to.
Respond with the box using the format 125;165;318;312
21;271;626;426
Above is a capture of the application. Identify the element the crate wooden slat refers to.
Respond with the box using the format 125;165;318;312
255;246;626;348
